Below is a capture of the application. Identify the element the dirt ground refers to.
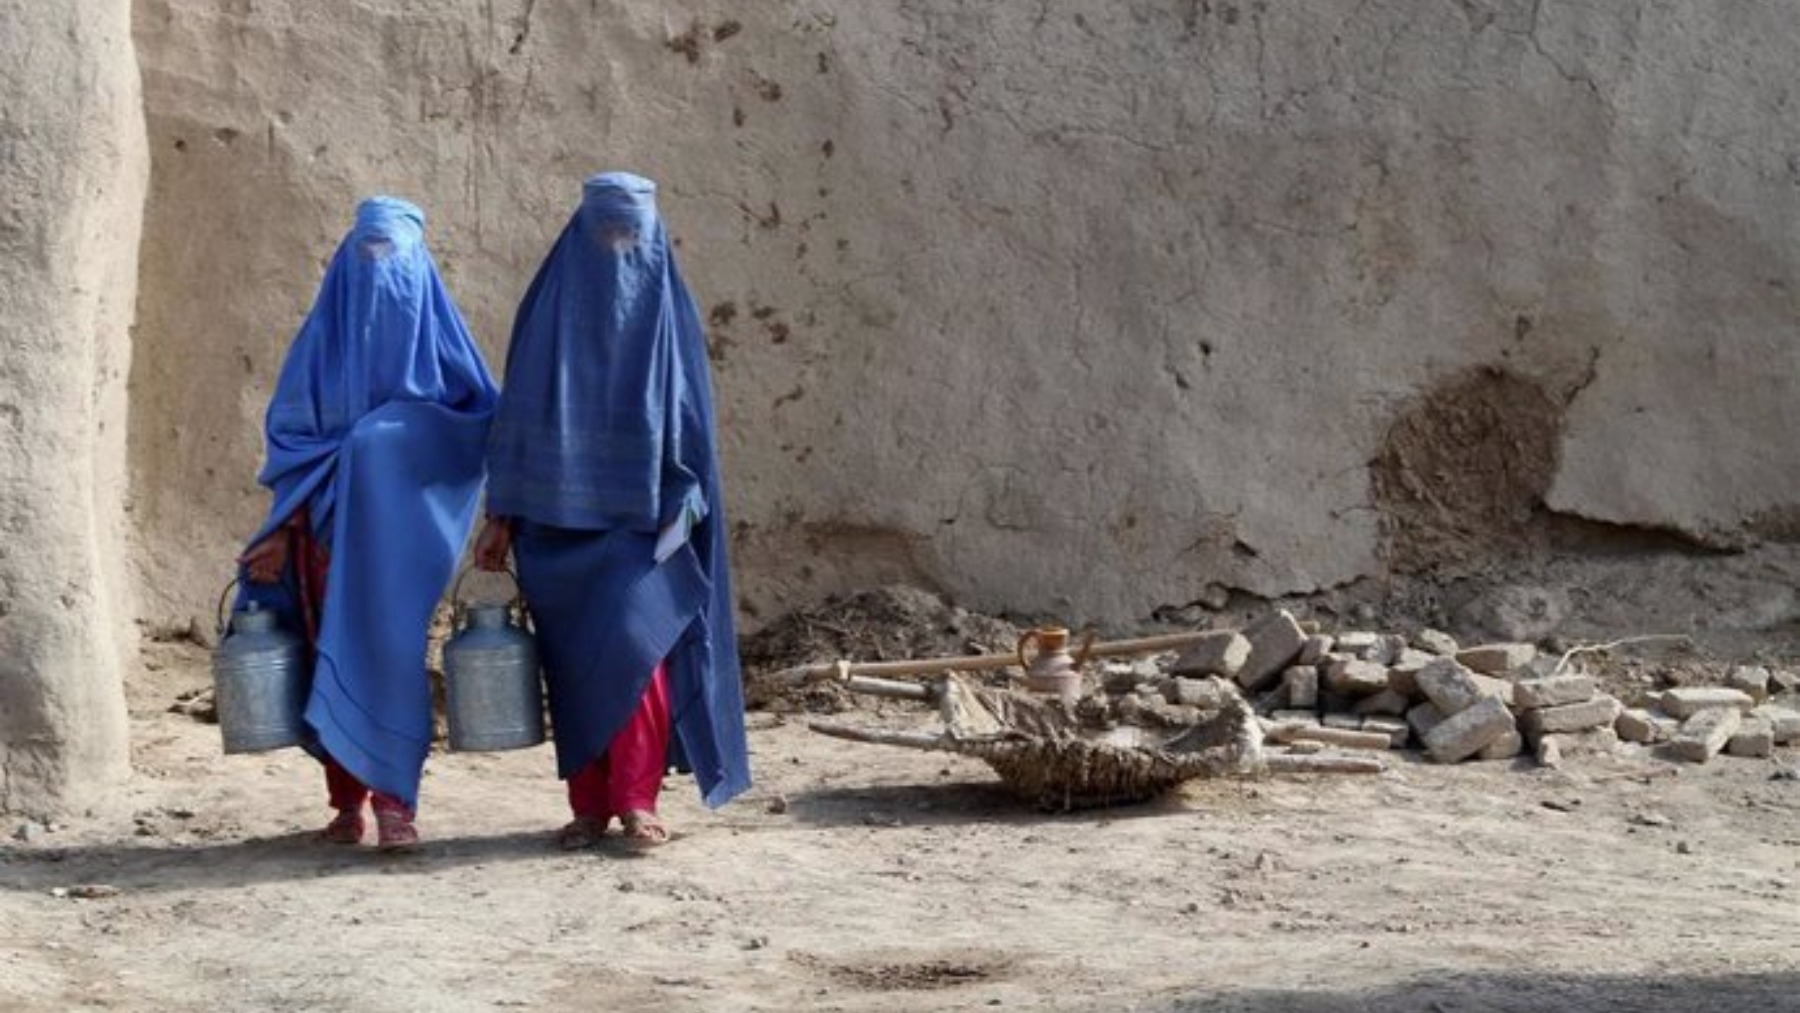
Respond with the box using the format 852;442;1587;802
4;629;1800;1013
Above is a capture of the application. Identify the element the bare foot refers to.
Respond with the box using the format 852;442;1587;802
556;815;609;851
620;811;671;849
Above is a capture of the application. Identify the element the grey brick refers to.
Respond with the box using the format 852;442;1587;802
1416;658;1483;715
1513;675;1597;710
1669;708;1742;764
1726;666;1771;705
1422;697;1515;764
1726;716;1774;758
1456;642;1538;675
1282;666;1319;709
1323;658;1390;697
1236;611;1307;693
1171;631;1252;679
1660;687;1755;720
1520;696;1622;738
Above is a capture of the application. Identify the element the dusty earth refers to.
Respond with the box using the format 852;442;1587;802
5;603;1800;1013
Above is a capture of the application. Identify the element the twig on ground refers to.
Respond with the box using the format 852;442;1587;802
1551;634;1693;676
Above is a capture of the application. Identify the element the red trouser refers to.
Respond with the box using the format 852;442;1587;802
566;662;671;820
288;510;411;818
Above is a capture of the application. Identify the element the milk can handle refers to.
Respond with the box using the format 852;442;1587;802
215;578;240;638
449;565;527;628
1073;627;1098;670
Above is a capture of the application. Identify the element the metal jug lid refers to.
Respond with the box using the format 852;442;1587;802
466;605;511;629
231;604;279;634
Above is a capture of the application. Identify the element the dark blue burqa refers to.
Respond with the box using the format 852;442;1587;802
486;173;750;808
241;197;497;807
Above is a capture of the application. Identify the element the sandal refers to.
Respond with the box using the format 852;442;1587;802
374;808;420;853
620;810;671;850
556;815;610;851
322;809;364;845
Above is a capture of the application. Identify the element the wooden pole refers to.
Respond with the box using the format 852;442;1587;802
768;630;1223;686
843;676;938;701
808;721;950;750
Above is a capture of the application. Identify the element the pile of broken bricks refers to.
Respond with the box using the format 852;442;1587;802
1154;610;1800;769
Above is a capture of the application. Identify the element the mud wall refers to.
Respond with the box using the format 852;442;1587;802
0;0;146;811
128;0;1800;629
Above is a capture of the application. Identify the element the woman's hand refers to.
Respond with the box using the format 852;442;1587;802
473;516;513;572
239;534;289;584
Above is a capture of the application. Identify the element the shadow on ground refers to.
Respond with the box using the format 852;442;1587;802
783;777;1210;829
0;828;577;893
1160;970;1800;1013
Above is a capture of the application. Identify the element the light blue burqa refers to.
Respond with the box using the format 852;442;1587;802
241;197;497;807
485;173;750;808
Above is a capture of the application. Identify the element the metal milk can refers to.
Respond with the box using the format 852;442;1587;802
1016;625;1096;705
442;569;545;752
212;589;310;754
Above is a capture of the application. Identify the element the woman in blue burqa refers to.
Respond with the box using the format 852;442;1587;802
238;197;498;851
474;172;751;848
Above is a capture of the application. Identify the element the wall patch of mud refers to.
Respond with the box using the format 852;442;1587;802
1371;367;1563;573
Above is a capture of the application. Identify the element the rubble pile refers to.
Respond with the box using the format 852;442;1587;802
1113;610;1799;770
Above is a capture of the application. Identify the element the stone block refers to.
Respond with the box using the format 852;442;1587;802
1669;707;1742;764
1535;737;1562;768
1520;696;1623;738
1726;716;1773;758
1412;628;1459;656
1513;675;1597;710
1353;687;1410;717
1323;658;1389;697
1282;666;1318;709
1385;660;1425;699
1406;701;1445;740
1416;658;1484;715
1236;611;1307;693
1361;715;1409;749
1456;643;1538;675
1659;687;1755;720
1397;648;1436;668
1333;631;1379;655
1375;634;1409;666
1752;704;1800;745
1725;666;1771;704
1171;631;1252;680
1167;676;1232;709
1534;727;1618;767
1468;672;1517;708
1477;728;1524;761
1422;697;1515;764
1296;634;1333;667
1770;669;1800;696
1322;712;1363;730
1286;725;1394;751
1615;708;1676;745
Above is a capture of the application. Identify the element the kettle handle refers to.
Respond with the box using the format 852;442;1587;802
449;564;528;629
214;578;240;638
1073;627;1098;669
